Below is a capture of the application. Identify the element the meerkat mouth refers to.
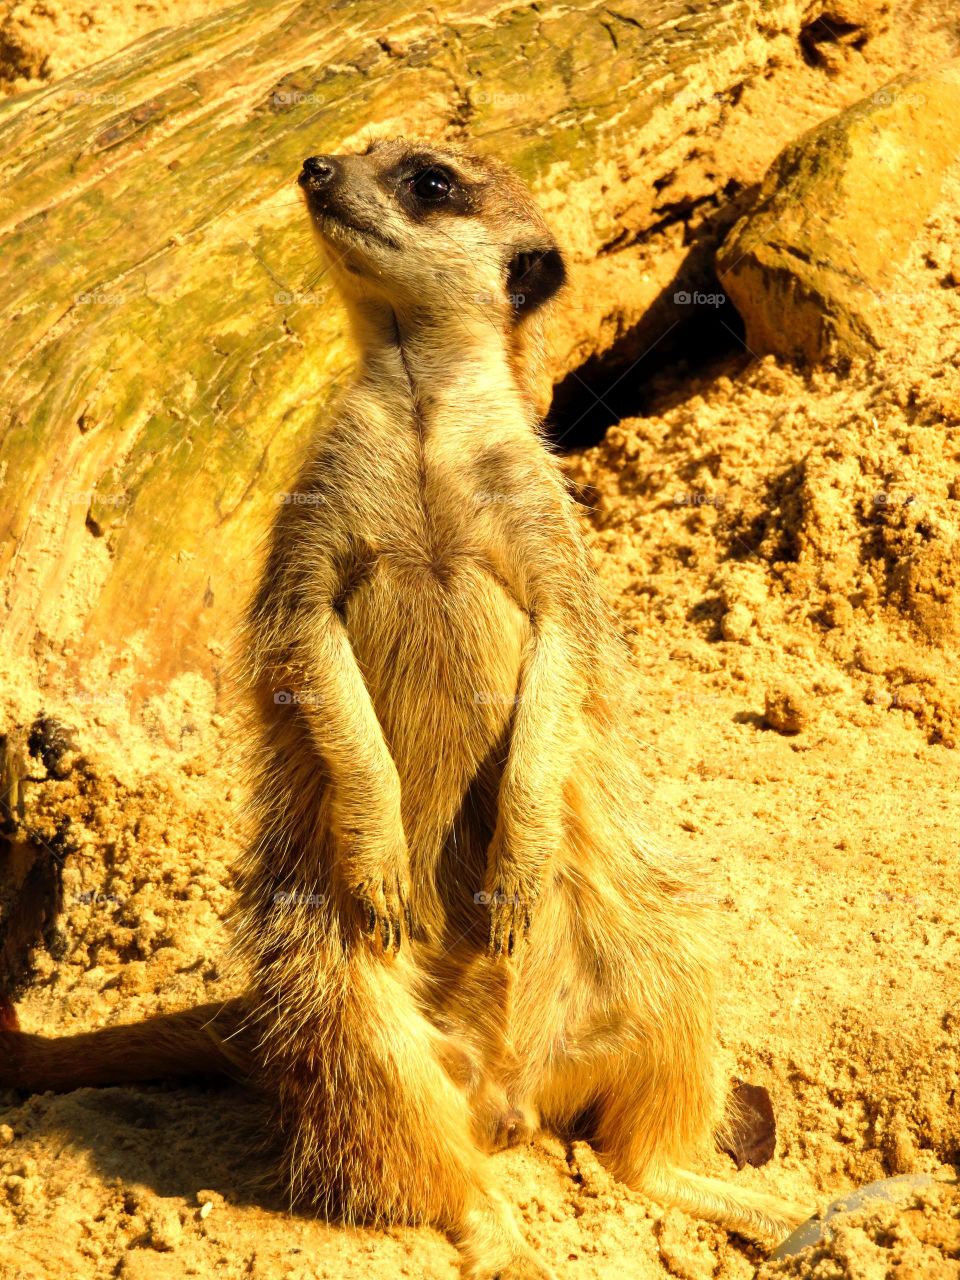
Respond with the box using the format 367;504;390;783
313;207;400;252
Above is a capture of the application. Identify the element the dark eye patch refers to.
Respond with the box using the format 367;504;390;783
387;154;477;220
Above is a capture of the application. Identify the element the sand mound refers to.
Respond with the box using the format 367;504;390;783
566;163;960;750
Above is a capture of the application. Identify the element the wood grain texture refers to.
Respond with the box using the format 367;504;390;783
0;0;811;685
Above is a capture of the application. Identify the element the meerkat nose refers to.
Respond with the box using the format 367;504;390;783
299;155;337;188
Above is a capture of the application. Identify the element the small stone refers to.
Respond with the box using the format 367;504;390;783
822;594;854;629
764;683;812;734
0;1125;14;1145
119;961;150;994
721;602;753;642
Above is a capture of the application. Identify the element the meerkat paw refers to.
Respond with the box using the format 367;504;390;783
457;1194;556;1280
485;881;535;958
463;1250;555;1280
350;868;414;954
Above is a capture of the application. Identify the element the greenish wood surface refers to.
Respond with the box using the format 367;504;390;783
0;0;804;687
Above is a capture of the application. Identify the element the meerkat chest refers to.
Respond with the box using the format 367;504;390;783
345;427;532;574
336;404;532;598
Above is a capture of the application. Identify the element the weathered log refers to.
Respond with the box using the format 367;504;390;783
0;0;871;690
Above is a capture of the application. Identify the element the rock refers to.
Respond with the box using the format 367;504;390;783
717;63;960;363
721;602;754;642
720;1079;777;1169
0;0;900;693
764;682;812;734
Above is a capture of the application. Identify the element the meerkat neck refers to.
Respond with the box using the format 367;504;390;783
346;295;538;431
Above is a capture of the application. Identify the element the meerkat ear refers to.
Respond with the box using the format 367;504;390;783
506;245;566;318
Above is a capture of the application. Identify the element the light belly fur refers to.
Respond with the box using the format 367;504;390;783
345;556;530;859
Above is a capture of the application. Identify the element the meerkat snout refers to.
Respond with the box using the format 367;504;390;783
299;154;337;187
297;137;566;322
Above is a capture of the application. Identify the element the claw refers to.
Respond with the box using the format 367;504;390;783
353;873;415;955
485;884;535;961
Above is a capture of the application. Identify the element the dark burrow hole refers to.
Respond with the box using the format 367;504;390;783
545;286;748;453
799;15;867;66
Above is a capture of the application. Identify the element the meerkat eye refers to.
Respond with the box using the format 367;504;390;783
410;167;452;202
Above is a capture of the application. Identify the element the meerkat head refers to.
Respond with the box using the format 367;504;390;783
297;137;566;343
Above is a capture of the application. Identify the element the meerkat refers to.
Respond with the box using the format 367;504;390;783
0;139;810;1279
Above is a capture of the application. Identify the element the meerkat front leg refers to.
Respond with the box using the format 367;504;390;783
287;611;412;953
485;612;580;958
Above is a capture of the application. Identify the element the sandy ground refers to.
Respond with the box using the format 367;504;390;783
2;1;960;1279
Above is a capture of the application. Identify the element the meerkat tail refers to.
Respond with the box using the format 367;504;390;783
643;1164;811;1241
0;997;256;1093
